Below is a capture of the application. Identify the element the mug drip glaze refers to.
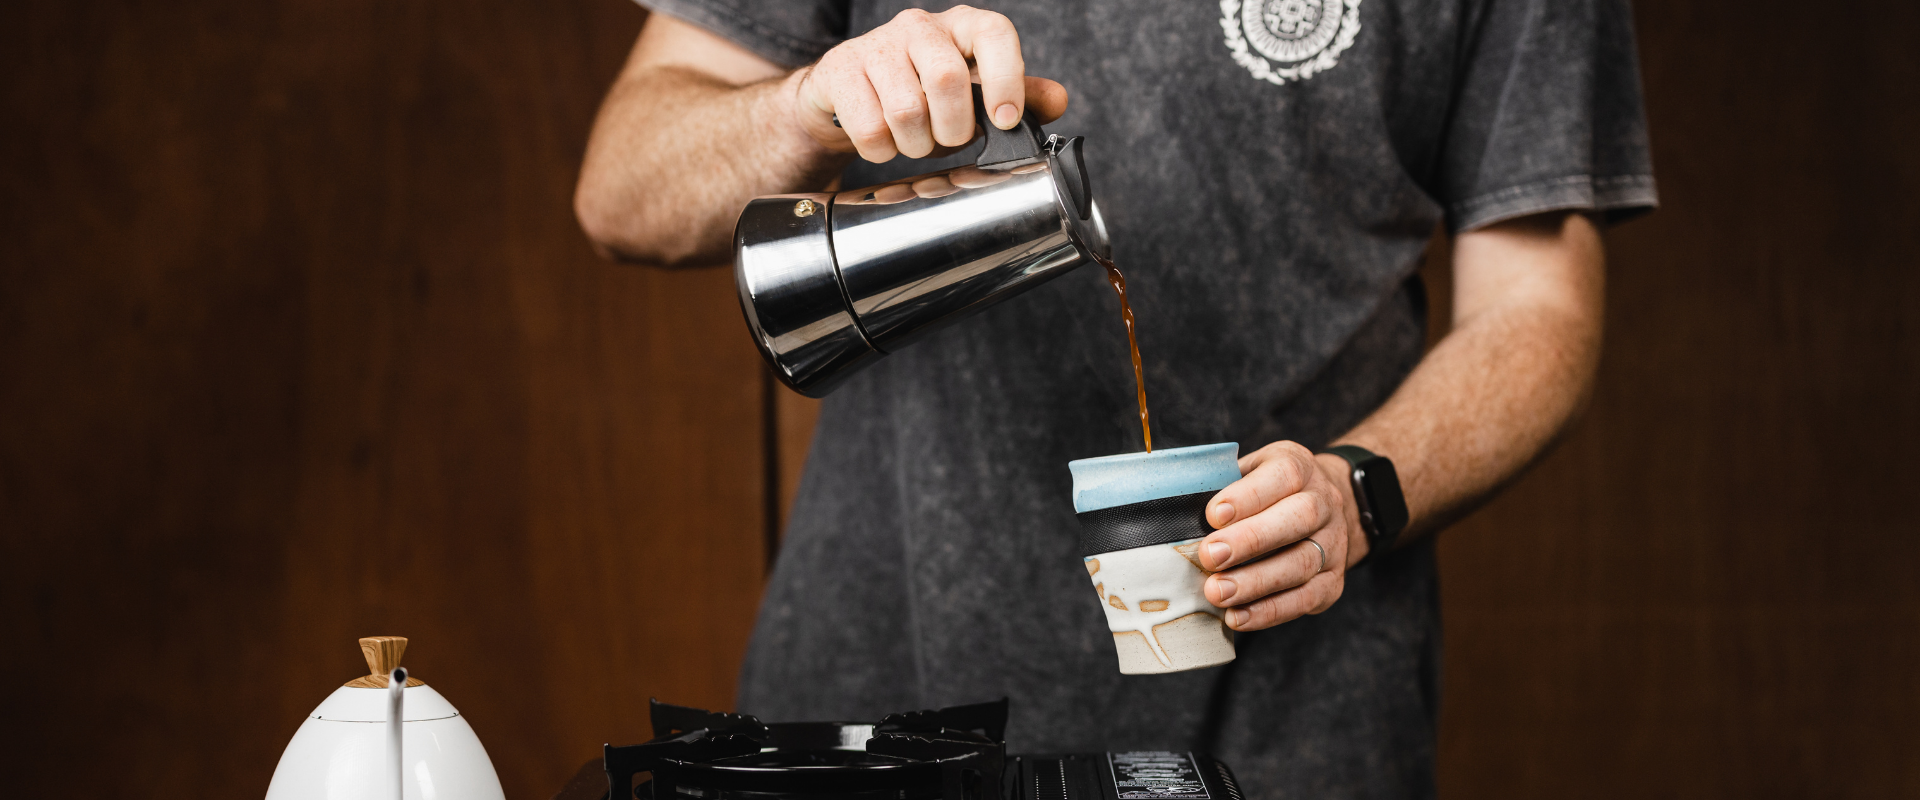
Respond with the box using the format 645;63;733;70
1069;442;1241;674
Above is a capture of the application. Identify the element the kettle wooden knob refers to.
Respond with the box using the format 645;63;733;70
344;636;425;688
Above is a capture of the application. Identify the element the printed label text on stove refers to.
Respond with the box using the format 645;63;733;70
1107;751;1210;798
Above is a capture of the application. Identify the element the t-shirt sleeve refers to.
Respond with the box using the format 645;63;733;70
637;0;851;69
1433;0;1658;233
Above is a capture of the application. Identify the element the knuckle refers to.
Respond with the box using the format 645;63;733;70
849;122;891;145
1294;457;1316;490
1241;562;1284;598
1236;560;1285;598
923;66;969;95
1287;489;1314;523
976;27;1020;51
892;7;934;25
1281;440;1313;458
1222;524;1259;557
1290;543;1320;580
975;8;1013;30
1275;494;1314;535
1229;486;1263;519
1309;488;1333;524
1244;460;1290;498
1288;495;1320;529
884;103;927;127
816;50;852;76
1252;595;1295;628
1243;512;1284;552
1263;451;1307;492
1310;576;1345;614
1284;448;1314;481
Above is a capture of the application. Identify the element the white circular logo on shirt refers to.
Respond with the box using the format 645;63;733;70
1220;0;1362;85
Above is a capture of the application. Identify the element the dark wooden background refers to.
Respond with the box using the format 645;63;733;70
1433;1;1920;794
2;1;1914;798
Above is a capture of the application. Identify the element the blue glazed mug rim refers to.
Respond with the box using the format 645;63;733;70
1068;442;1241;514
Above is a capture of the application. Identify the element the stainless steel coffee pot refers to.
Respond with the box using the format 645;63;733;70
734;89;1110;397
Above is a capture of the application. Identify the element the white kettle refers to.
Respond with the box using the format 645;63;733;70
265;636;506;800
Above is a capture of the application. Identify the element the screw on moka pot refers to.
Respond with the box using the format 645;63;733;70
734;85;1111;397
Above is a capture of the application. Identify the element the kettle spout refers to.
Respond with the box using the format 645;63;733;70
389;667;406;800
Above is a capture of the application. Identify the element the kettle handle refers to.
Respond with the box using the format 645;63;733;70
970;83;1049;169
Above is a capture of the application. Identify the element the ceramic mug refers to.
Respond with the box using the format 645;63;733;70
1069;442;1241;674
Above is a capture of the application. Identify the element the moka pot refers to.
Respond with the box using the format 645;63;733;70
734;87;1111;397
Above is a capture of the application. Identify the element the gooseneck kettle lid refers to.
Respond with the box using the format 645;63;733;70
306;636;458;722
347;636;423;688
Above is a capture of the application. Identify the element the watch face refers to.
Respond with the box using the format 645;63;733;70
1355;457;1409;539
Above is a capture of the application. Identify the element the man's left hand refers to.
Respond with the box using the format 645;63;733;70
1197;441;1368;630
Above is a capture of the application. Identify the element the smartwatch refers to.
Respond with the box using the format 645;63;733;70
1320;445;1410;564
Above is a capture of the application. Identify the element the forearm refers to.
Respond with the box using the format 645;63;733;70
576;8;1066;267
574;66;850;266
1332;213;1606;545
1194;213;1604;624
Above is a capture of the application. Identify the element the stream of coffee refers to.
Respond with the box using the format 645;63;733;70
1093;253;1151;452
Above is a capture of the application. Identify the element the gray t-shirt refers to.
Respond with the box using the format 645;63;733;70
641;1;1655;797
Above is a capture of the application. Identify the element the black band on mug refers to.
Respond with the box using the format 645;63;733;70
1075;490;1216;557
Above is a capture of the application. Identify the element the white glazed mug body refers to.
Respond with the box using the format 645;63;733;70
1084;539;1236;674
1070;443;1242;675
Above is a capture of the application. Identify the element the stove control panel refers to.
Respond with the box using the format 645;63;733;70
1012;752;1241;800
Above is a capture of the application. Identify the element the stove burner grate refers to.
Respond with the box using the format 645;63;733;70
597;699;1240;800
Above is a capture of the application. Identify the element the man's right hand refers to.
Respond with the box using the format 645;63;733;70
786;6;1070;164
575;9;1068;265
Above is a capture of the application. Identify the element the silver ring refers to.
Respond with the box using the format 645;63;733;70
1300;538;1328;573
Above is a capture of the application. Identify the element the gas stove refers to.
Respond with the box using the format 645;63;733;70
584;699;1242;800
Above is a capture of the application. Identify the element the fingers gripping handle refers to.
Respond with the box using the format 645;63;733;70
827;84;1048;167
970;83;1048;168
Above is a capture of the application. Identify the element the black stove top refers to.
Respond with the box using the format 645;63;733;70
593;699;1241;800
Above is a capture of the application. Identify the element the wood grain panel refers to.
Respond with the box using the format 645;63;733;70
0;2;769;798
1434;1;1920;796
775;391;824;534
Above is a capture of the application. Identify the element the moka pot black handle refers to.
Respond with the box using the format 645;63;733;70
969;83;1049;168
969;85;1091;222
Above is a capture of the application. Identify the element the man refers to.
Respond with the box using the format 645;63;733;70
575;1;1655;796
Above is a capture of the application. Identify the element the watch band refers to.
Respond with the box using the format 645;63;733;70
1321;445;1409;565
